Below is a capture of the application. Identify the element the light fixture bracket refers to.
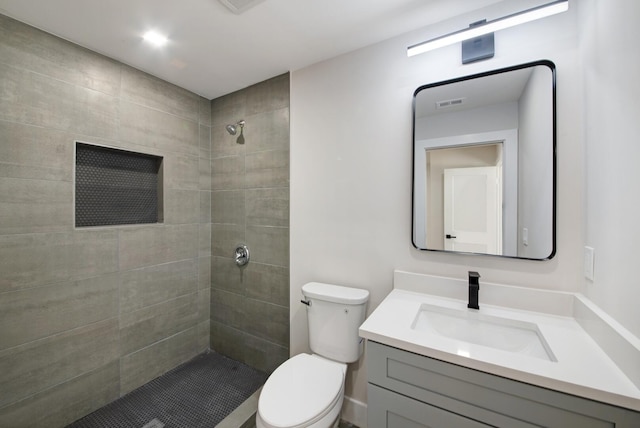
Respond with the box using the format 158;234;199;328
461;20;495;64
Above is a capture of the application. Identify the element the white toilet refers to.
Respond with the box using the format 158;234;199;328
256;282;369;428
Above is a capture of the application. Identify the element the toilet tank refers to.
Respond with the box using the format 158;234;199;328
302;282;369;363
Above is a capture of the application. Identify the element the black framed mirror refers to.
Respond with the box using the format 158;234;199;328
412;60;556;260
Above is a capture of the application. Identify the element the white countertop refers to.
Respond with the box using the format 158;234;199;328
360;287;640;412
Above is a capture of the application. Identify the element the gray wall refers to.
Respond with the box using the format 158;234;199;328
0;14;212;426
209;74;290;374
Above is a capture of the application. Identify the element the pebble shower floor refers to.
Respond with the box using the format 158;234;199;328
66;352;267;428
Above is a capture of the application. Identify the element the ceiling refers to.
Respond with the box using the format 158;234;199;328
0;0;506;99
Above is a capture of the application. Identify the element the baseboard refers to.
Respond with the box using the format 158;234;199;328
341;396;367;428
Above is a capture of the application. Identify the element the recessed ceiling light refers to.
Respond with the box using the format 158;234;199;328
143;30;168;47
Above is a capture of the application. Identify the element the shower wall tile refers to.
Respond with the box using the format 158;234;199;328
246;225;290;267
245;108;290;153
245;263;289;307
211;256;244;294
119;100;200;157
246;73;290;116
212;190;246;224
0;274;119;350
200;191;212;223
165;154;200;191
121;65;200;122
199;124;212;159
199;223;212;257
120;326;199;395
198;256;212;290
199;157;212;190
211;155;245;190
243;333;289;374
119;260;198;314
246;188;289;227
118;224;199;271
0;121;73;182
211;124;246;157
0;14;121;96
0;177;72;234
243;299;289;347
210;321;246;363
119;293;199;356
0;361;120;428
210;288;245;331
0;319;119;407
245;149;290;188
199;96;212;127
164;189;200;224
211;90;247;126
0;15;212;424
0;62;119;139
0;230;119;292
211;223;245;257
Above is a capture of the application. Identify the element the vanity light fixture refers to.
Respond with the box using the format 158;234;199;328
407;0;569;57
143;30;168;47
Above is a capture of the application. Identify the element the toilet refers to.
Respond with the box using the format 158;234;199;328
256;282;370;428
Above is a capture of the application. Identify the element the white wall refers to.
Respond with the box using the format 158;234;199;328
580;0;640;338
290;0;584;414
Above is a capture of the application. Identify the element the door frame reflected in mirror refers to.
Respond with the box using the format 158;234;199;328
411;60;556;260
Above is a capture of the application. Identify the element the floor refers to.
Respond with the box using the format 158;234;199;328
66;351;267;428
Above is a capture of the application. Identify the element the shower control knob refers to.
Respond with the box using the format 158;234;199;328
234;244;250;266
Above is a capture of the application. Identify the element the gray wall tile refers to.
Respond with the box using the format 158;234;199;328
246;188;289;227
246;225;289;267
211;155;245;191
245;150;290;189
119;100;199;157
200;124;211;159
197;319;210;352
245;73;290;116
200;191;212;223
211;256;245;294
0;230;119;292
198;288;211;323
211;91;247;126
118;224;198;270
245;263;290;307
199;223;212;257
199;97;212;127
0;361;120;428
0;274;119;350
121;65;200;122
210;321;246;363
211;223;245;258
211;124;246;158
0;121;73;182
244;108;290;154
120;293;199;356
198;256;211;290
0;319;118;407
210;288;245;331
0;14;121;96
120;260;198;314
164;189;200;224
0;62;119;139
165;154;200;191
242;333;289;374
212;190;245;224
120;327;199;394
199;157;212;190
243;299;289;347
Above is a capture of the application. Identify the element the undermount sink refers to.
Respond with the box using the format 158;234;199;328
411;304;557;361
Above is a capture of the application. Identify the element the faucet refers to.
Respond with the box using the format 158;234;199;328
468;271;480;310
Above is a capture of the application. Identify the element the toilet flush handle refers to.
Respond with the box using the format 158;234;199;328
300;299;311;306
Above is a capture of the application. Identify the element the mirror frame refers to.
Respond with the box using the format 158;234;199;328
411;60;557;260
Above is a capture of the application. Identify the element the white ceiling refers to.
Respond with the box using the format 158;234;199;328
0;0;506;99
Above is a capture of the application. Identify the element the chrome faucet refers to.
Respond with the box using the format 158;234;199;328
468;271;480;310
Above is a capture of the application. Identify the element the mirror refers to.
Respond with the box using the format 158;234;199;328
412;60;555;260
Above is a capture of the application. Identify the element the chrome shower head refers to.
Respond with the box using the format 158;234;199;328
225;120;245;135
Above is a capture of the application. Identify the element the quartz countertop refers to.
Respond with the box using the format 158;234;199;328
359;274;640;412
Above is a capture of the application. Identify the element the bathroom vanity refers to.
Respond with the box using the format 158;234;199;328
359;271;640;427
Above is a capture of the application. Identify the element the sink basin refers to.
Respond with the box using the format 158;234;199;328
411;304;556;361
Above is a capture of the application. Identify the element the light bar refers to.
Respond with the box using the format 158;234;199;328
407;0;568;57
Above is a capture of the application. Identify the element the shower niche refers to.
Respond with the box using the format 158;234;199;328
75;142;164;227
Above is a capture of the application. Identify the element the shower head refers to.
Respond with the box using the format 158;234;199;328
225;120;245;135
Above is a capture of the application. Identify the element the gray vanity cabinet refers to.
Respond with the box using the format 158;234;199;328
366;341;640;428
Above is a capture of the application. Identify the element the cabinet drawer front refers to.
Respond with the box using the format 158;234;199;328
368;384;492;428
367;341;638;428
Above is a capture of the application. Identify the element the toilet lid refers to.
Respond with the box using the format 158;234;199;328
259;354;345;428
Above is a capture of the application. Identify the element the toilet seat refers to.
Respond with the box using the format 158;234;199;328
258;353;346;428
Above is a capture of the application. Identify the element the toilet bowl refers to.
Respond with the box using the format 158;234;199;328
256;282;369;428
256;354;346;428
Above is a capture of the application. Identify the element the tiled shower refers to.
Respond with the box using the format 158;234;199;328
0;13;289;426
